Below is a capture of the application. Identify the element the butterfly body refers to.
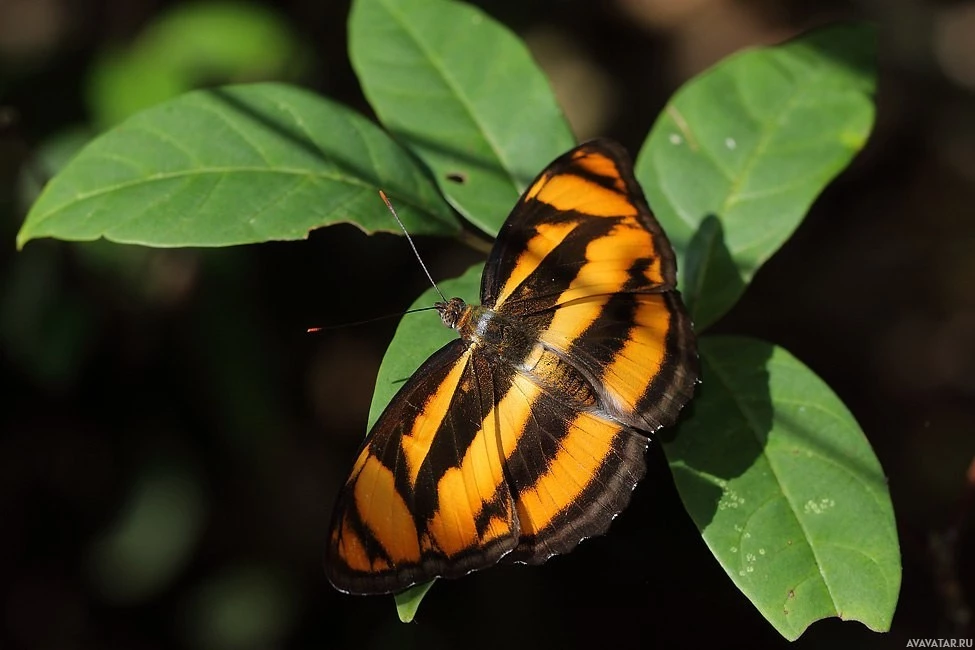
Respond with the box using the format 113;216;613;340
438;297;601;413
327;139;698;595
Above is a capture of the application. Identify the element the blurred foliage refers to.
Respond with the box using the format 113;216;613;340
1;0;974;649
87;452;207;604
86;1;308;129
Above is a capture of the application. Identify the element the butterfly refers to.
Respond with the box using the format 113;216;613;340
326;138;698;595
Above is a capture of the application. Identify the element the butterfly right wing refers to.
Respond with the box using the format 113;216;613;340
484;360;649;565
326;340;519;595
479;139;698;434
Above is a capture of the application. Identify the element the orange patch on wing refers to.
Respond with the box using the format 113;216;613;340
643;254;664;286
529;173;637;217
556;222;655;303
572;151;627;193
601;295;672;413
482;516;514;545
335;516;373;572
539;295;611;352
353;456;421;563
425;375;540;554
496;221;578;306
515;412;621;534
424;465;480;555
401;350;472;484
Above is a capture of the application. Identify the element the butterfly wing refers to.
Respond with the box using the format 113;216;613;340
482;138;698;433
484;362;649;564
326;341;518;595
483;138;678;308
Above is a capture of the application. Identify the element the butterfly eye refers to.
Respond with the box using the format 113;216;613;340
445;171;467;184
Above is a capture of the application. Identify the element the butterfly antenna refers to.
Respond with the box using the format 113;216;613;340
379;190;447;302
307;306;439;333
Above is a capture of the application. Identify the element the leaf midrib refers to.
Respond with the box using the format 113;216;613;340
28;166;404;226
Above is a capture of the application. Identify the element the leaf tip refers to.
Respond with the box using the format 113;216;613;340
15;228;31;251
393;580;435;623
839;128;870;152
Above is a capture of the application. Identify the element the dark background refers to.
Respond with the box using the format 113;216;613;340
1;0;974;648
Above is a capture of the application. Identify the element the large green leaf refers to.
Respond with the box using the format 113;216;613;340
18;83;457;249
637;24;876;329
349;0;575;236
664;336;900;640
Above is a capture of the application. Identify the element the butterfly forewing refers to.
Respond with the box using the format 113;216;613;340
482;139;677;313
483;139;698;432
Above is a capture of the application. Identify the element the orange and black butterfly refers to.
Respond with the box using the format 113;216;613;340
326;139;698;595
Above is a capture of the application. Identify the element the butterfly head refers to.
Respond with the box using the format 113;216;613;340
435;297;469;331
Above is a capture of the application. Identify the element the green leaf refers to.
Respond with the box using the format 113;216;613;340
368;263;482;429
86;2;308;128
664;336;900;640
18;83;458;248
394;581;435;623
349;0;575;236
637;24;877;329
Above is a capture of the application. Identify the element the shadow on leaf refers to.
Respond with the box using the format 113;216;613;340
662;336;774;532
682;214;747;332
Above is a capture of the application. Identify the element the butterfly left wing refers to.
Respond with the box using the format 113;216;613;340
328;336;650;591
327;341;519;595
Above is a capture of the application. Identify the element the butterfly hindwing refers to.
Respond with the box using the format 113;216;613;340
528;291;697;432
492;367;649;564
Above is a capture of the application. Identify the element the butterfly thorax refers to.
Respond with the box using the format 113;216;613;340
435;298;509;348
436;297;601;410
